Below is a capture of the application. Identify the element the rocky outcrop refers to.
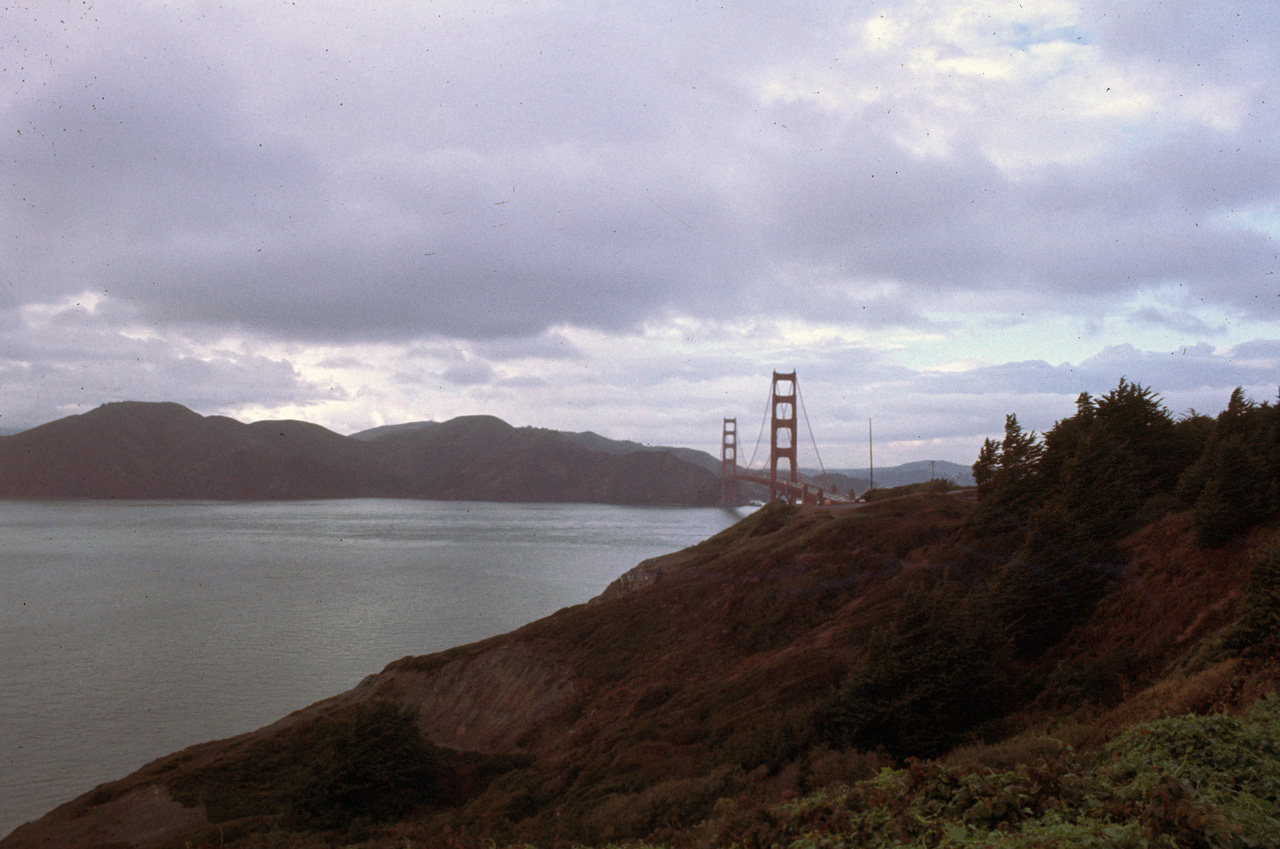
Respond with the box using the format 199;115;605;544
373;641;581;754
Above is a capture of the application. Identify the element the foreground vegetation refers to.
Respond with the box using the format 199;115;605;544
161;692;1280;848
7;382;1279;849
705;693;1280;848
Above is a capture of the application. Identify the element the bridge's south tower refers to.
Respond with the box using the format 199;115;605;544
770;371;798;501
720;418;738;507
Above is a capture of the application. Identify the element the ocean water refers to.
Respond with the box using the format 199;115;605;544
0;499;746;838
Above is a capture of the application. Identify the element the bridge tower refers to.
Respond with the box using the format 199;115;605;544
770;371;798;502
720;418;738;506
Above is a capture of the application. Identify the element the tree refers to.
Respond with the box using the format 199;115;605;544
972;437;999;491
968;415;1044;536
998;413;1044;485
827;579;1013;758
1183;388;1280;546
973;380;1209;655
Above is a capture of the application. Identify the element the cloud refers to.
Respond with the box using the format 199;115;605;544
473;331;584;362
1130;306;1225;336
442;360;496;387
907;341;1276;399
2;1;1278;458
5;0;1275;345
0;299;320;429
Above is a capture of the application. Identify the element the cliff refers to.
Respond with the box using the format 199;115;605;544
6;493;1277;848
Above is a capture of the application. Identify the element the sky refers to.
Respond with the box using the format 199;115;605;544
2;0;1278;468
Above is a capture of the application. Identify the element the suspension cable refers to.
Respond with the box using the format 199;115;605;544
797;381;834;492
742;380;772;471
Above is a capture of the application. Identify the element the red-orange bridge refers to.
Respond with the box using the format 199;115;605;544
719;371;857;507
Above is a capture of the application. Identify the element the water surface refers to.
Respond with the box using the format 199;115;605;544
0;499;745;837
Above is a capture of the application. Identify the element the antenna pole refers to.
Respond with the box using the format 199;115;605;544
868;418;874;491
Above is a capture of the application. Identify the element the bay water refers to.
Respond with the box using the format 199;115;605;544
0;499;746;837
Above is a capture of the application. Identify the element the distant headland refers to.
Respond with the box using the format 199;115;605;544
0;401;969;505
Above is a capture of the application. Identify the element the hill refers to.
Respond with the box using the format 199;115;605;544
355;419;726;475
0;403;719;506
7;381;1280;847
6;491;1277;848
0;402;378;499
366;415;719;504
804;459;976;496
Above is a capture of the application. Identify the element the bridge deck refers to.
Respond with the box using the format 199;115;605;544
726;471;856;505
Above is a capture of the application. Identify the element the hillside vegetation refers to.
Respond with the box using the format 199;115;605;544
4;382;1279;849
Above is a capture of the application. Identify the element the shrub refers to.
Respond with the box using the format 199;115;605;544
169;701;521;834
825;578;1015;759
282;701;439;830
711;697;1280;849
1222;552;1280;658
1105;694;1280;844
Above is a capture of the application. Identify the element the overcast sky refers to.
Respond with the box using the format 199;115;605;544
3;1;1278;467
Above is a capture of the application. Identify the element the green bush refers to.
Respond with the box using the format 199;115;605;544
1105;694;1280;844
1222;552;1280;658
711;696;1280;849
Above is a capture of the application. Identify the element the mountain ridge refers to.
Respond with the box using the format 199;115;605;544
0;402;966;504
0;402;718;505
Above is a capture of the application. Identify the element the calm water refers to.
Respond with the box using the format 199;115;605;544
0;499;746;837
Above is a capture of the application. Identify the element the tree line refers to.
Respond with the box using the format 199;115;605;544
971;379;1280;654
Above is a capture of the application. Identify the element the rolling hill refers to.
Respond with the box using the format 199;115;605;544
0;402;719;505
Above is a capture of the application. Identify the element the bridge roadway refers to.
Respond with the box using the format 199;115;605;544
725;470;857;506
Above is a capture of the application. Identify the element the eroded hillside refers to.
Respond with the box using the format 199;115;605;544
6;489;1277;848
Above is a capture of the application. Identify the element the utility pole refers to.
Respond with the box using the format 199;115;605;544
868;418;874;492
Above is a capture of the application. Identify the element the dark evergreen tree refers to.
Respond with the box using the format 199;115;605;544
967;415;1044;537
1182;388;1280;545
1025;379;1199;555
972;437;999;491
827;579;1013;758
975;379;1212;657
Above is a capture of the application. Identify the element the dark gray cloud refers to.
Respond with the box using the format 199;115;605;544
5;0;1276;345
442;359;495;387
3;1;1279;451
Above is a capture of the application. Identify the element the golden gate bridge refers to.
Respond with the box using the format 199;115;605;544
719;371;857;507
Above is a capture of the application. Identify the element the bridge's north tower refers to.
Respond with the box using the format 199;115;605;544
770;371;798;501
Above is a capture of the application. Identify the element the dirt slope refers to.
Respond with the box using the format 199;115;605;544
4;495;1273;848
